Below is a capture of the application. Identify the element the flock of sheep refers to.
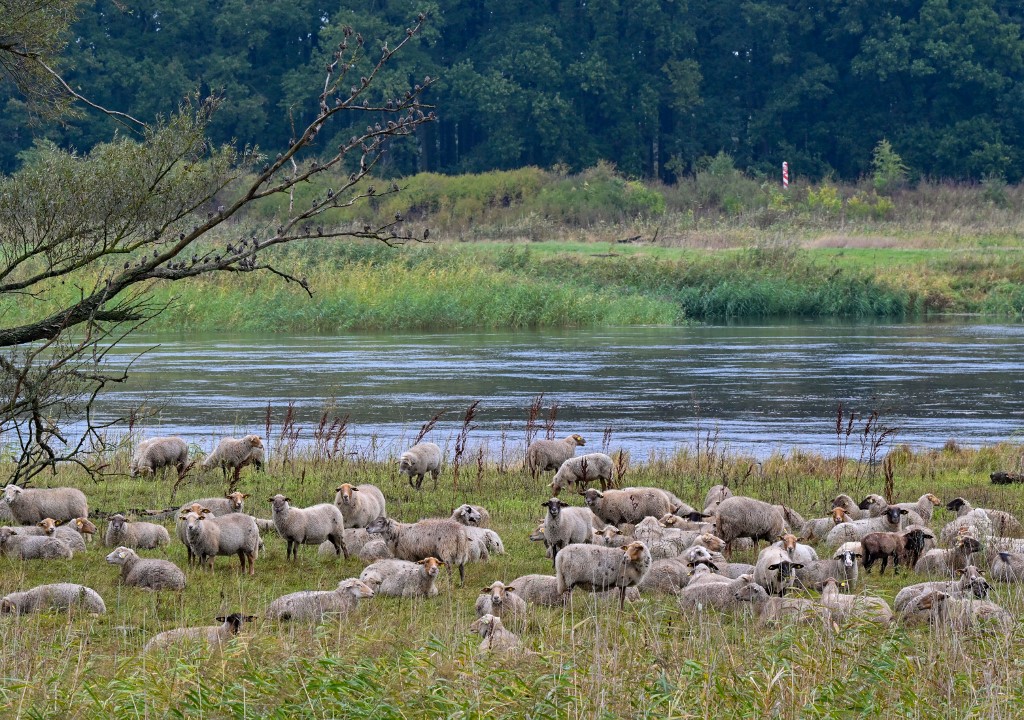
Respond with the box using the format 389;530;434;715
2;431;1023;655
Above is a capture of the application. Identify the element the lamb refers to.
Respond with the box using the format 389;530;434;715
894;566;991;612
770;533;819;564
130;436;188;478
825;506;910;547
711;496;789;553
732;581;833;626
946;497;1023;537
678;573;762;613
583;487;673;527
860;527;935;575
0;527;74;559
468;614;520;653
451;504;491;527
818;578;893;625
2;484;88;524
554;541;652;609
201;434;264;481
17;517;87;552
795;543;861;591
181;509;260;574
465;526;504;561
105;546;186;590
508;573;641;606
894;493;942;523
550;453;614;496
333;483;386;528
753;546;803;596
359;557;444;597
914;535;982;576
265;578;375;621
1;583;107;615
541;497;597;566
476;581;528;627
269;494;347;561
526;433;586;478
398;441;442;490
104;513;171;550
992;551;1024;582
144;613;257;652
900;590;1012;630
365;516;470;583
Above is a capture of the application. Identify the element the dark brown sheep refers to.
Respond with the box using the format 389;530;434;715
861;527;935;575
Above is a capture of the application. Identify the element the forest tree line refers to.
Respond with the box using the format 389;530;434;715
2;0;1023;182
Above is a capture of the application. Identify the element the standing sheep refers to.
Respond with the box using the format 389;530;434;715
1;583;106;615
795;543;861;591
526;434;586;478
541;497;597;567
359;557;444;597
583;487;674;527
365;516;470;584
181;509;261;574
894;493;942;523
269;494;347;561
399;442;442;490
550;453;615;496
333;483;386;528
144;613;257;652
176;493;248;565
703;484;733;512
105;513;171;550
3;484;88;524
860;527;935;575
825;506;910;547
201;435;264;482
0;527;74;560
554;541;652;609
265;579;374;621
105;546;186;590
130;436;188;478
476;581;528;627
711;496;789;554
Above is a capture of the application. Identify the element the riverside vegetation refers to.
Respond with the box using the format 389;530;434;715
2;428;1024;718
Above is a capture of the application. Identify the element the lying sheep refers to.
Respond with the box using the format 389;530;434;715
554;541;652;609
732;582;833;626
819;578;893;625
633;517;691;560
399;442;442;490
860;527;934;575
679;573;760;613
465;526;504;561
181;509;261;574
753;546;803;596
131;436;188;478
1;583;106;615
451;504;491;527
770;533;818;564
901;590;1012;630
105;546;186;590
180;492;249;517
832;494;871;520
583;488;673;527
637;557;693;594
333;483;386;529
2;484;88;524
592;525;631;548
469;614;520;653
550;453;614;496
526;434;586;478
476;581;528;627
992;551;1024;582
269;494;347;561
894;566;991;612
318;528;379;558
0;527;73;560
360;558;444;598
801;514;841;543
939;508;994;547
795;543;861;591
365;516;469;584
201;435;264;481
541;497;597;566
856;494;889;517
508;573;641;606
914;536;982;576
825;506;910;547
104;513;171;550
17;517;87;553
265;578;374;621
711;496;789;554
946;497;1023;537
144;613;257;652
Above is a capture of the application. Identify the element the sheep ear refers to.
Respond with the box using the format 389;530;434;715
541;501;550;507
506;586;515;592
706;561;720;572
335;486;343;492
854;553;863;557
792;563;804;569
244;615;257;622
284;497;291;503
351;487;360;492
899;509;908;515
215;616;226;622
768;563;780;570
267;497;275;502
242;494;250;499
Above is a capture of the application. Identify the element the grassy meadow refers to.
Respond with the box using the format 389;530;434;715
3;436;1024;718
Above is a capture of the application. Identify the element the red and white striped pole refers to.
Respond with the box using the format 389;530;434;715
782;161;789;189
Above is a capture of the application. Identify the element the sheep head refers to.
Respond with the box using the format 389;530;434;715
947;498;968;512
417;557;444;577
570;434;586;446
36;518;60;535
338;578;375;599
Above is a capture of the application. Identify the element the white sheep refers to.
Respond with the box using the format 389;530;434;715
359;557;444;597
468;613;520;653
105;513;171;549
176;493;248;565
131;436;188;478
451;504;491;527
753;546;803;596
825;505;910;547
333;483;386;528
795;543;861;590
181;509;260;574
769;532;819;564
16;517;87;552
105;546;186;590
900;590;1012;631
678;573;762;613
893;493;942;523
476;581;528;627
398;442;442;490
464;526;504;561
992;551;1024;582
507;573;641;606
554;540;652;609
894;566;991;612
1;583;106;615
914;535;982;575
946;497;1023;537
365;516;470;584
550;453;614;496
526;434;586;478
0;527;73;560
144;613;257;652
583;487;674;527
201;434;264;481
2;484;88;524
269;494;347;561
732;582;833;626
265;578;374;621
541;497;597;567
711;496;789;553
818;578;893;625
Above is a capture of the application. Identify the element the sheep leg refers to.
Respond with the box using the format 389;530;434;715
430;468;439;490
879;555;888;575
618;586;626;611
458;562;465;585
330;533;349;560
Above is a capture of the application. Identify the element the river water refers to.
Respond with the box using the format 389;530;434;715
89;321;1024;460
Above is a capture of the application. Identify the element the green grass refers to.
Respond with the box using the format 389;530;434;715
3;439;1024;717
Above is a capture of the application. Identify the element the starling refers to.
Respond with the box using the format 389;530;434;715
326;188;334;199
363;224;371;233
423;228;430;240
179;232;185;240
395;212;402;221
123;262;130;269
214;255;221;263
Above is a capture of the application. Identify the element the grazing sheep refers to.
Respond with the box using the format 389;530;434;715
550;453;614;496
131;436;188;478
860;527;935;575
269;494;347;561
181;509;260;574
365;516;470;584
0;527;73;559
712;496;789;553
592;525;632;548
1;583;106;615
894;566;991;612
825;506;910;547
914;536;982;576
201;435;264;481
753;546;803;596
703;484;733;512
360;557;444;597
818;578;893;625
901;591;1012;630
770;533;819;564
992;551;1024;582
555;541;652;609
2;484;88;525
732;582;833;626
105;546;186;590
469;614;520;653
333;483;386;529
946;497;1023;537
526;434;586;478
856;494;889;517
399;442;442;490
104;513;171;550
541;497;597;567
144;613;257;652
583;487;673;527
266;578;374;621
508;573;641;606
795;543;861;591
476;581;528;627
894;493;942;523
450;504;491;527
